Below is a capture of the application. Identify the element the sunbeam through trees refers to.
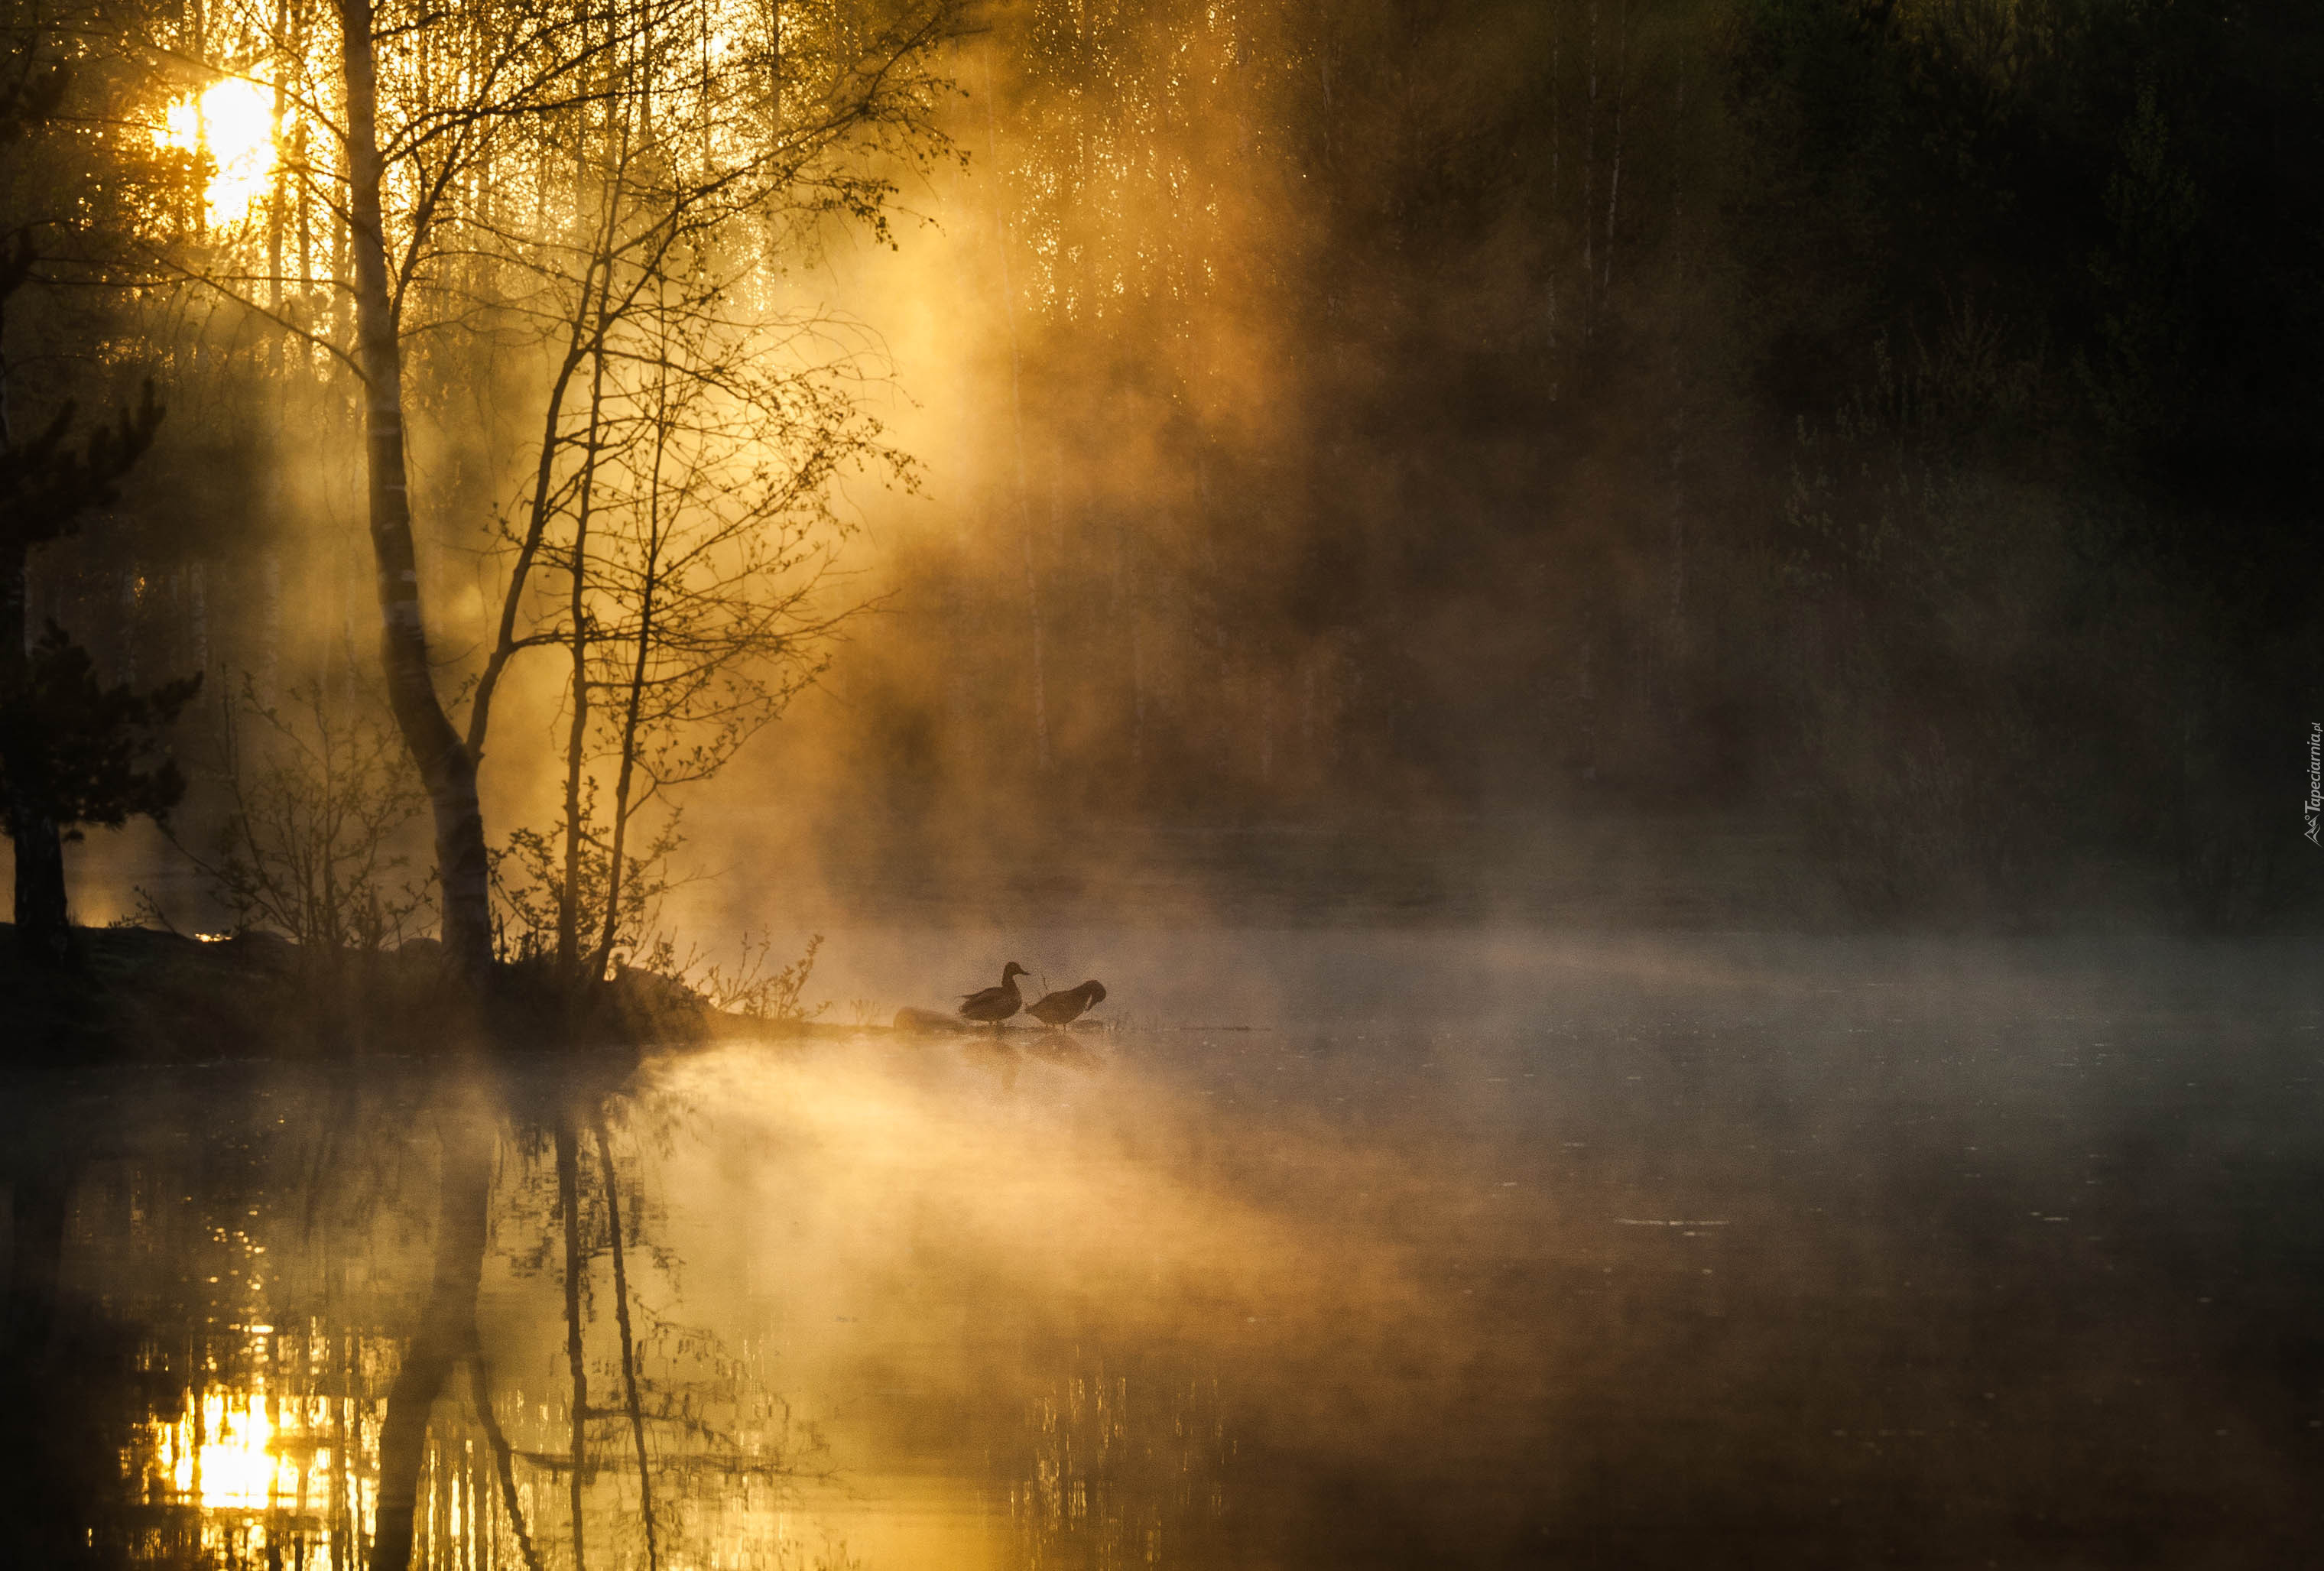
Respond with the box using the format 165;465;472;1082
1;2;2321;1568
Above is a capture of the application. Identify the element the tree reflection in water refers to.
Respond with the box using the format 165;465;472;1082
2;1063;845;1571
13;941;2320;1570
1011;1365;1234;1571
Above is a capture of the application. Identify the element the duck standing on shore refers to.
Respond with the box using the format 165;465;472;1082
959;962;1030;1025
1027;979;1108;1026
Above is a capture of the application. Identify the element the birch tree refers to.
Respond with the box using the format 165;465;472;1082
141;0;625;982
151;0;952;985
457;0;954;979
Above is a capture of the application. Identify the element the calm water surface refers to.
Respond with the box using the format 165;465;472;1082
5;930;2322;1569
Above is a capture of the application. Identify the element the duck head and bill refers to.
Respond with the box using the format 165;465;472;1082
959;962;1031;1024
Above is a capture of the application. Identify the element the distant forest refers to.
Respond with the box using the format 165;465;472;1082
843;0;2324;925
5;0;2321;934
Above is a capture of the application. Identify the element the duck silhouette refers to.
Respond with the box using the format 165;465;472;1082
1027;979;1107;1026
959;962;1030;1025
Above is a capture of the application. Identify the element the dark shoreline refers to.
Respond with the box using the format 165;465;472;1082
0;923;1098;1065
0;924;768;1065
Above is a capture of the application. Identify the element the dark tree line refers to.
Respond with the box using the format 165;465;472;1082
2;0;2319;939
0;34;199;962
818;0;2323;923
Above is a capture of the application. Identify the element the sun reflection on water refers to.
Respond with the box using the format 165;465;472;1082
87;1035;1415;1571
160;1388;287;1508
131;1324;381;1566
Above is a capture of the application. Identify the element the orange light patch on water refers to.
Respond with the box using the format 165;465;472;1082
157;1388;290;1508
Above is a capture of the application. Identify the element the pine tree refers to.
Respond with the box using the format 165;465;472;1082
0;46;199;961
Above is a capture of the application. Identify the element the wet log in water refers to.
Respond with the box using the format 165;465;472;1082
892;1006;977;1033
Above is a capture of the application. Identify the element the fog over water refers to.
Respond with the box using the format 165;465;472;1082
11;931;2322;1567
2;1;2321;1566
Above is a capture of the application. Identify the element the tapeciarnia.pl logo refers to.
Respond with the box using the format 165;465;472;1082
2307;722;2321;846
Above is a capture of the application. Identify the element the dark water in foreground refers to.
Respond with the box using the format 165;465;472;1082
4;932;2322;1569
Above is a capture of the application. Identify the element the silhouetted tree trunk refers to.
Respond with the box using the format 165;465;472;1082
336;0;493;986
1666;55;1690;681
1258;667;1276;785
557;1113;590;1566
187;560;209;674
558;336;610;975
590;435;664;977
1582;0;1598;324
2;703;67;946
0;326;67;947
0;328;175;957
596;1118;661;1570
1300;655;1318;775
1577;613;1599;781
469;1346;544;1571
365;1112;492;1571
1602;0;1628;301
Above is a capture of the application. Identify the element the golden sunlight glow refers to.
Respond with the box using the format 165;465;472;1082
160;1389;290;1508
135;1322;406;1566
157;78;278;227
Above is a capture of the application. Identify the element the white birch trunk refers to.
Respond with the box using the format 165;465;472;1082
336;0;493;988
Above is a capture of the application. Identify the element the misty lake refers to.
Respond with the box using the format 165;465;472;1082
5;929;2322;1569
